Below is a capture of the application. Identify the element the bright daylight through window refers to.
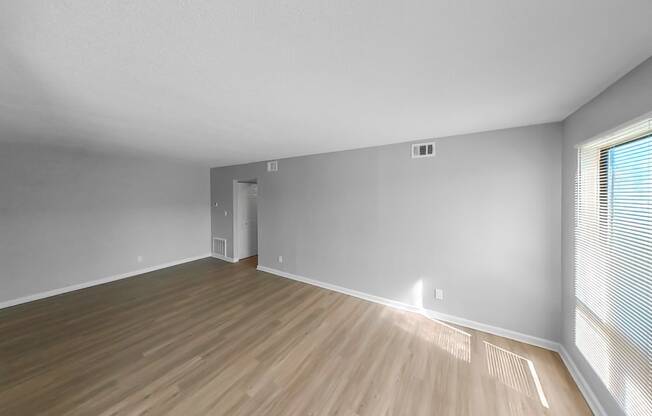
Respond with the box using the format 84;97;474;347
575;119;651;416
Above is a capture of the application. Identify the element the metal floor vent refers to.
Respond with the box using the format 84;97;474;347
212;238;227;256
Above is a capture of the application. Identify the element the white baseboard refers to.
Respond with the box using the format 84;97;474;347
256;265;558;351
559;346;607;416
211;253;238;263
0;253;211;310
423;308;560;351
257;265;609;414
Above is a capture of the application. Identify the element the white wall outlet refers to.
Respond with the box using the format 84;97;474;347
278;255;283;263
137;255;143;263
435;289;444;300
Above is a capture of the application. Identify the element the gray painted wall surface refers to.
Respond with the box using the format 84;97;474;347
561;56;652;416
211;123;562;341
0;142;210;304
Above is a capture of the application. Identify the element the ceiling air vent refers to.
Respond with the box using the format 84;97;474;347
267;160;278;172
411;142;435;159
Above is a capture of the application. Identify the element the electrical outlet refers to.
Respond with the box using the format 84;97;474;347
137;255;143;263
435;289;444;300
278;255;283;263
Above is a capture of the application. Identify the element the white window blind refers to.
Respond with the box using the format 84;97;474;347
575;118;651;416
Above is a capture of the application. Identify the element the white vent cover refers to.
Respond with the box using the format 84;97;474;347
212;237;227;256
411;142;435;158
267;160;278;172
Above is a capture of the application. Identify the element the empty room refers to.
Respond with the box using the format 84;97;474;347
1;1;650;415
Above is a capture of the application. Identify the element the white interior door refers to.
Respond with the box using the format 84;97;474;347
237;183;258;259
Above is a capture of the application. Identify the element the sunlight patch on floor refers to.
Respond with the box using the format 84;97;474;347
484;341;549;409
432;320;471;363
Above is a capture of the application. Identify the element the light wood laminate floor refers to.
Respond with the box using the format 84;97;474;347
0;257;591;415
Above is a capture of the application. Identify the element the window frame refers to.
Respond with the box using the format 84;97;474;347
575;131;651;416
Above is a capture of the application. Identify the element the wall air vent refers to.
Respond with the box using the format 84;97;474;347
411;142;435;158
267;160;278;172
212;237;227;256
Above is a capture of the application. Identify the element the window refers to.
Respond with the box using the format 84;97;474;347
575;118;651;416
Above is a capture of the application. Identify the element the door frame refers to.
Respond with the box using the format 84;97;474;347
232;179;258;262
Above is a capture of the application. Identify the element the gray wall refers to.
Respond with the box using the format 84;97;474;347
561;56;652;416
211;123;562;341
0;142;211;304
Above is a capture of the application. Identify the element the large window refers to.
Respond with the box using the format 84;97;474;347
575;119;651;416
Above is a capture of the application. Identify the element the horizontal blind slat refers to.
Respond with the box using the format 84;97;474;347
575;128;651;416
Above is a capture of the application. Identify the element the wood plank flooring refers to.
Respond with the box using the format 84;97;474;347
0;257;591;415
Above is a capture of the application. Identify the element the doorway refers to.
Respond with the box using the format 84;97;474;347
233;180;258;261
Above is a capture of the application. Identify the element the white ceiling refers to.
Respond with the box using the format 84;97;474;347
1;1;651;166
